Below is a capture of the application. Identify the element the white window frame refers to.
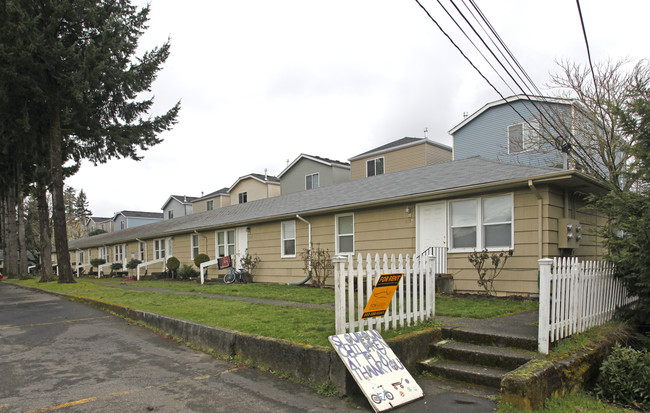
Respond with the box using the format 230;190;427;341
77;250;85;265
139;241;145;261
216;229;236;258
238;192;248;204
449;193;514;252
206;200;214;211
508;121;538;154
168;210;174;219
154;238;166;260
99;246;110;262
366;157;385;177
305;173;319;190
281;220;296;258
114;244;124;263
335;213;355;255
191;234;200;260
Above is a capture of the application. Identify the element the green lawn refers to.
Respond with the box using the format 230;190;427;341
498;391;636;412
4;278;537;347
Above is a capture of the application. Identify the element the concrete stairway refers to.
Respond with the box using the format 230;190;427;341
419;310;542;389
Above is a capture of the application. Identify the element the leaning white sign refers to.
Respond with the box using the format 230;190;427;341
329;330;423;412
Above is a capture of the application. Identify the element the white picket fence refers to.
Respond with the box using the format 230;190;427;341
537;257;638;354
333;253;438;335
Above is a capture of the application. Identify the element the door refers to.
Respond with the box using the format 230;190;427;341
416;201;447;255
235;227;249;262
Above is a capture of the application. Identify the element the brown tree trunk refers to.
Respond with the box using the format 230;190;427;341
49;110;74;283
37;183;54;282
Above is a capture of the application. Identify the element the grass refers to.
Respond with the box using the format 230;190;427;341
498;391;637;412
4;277;537;347
547;321;630;360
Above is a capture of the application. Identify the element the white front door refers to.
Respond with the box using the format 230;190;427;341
416;201;447;255
235;227;248;261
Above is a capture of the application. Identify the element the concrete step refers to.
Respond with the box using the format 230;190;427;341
441;325;537;351
419;358;509;388
430;340;541;371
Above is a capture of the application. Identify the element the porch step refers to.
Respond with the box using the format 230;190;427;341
419;358;509;388
441;325;537;351
430;340;541;371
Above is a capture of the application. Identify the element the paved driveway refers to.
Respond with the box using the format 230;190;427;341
0;283;359;412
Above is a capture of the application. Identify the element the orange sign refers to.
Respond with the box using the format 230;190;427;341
361;273;403;319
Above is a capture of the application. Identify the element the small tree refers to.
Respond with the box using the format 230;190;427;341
110;262;123;276
468;249;513;295
90;258;106;274
193;253;210;268
126;259;141;278
300;244;333;288
240;250;261;276
166;256;180;278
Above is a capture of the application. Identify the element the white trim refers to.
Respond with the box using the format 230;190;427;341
349;138;451;161
228;174;280;192
278;153;350;178
216;229;236;258
366;157;385;177
281;220;296;258
191;233;200;260
335;213;355;255
305;172;319;190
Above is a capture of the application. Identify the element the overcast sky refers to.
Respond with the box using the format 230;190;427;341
66;0;649;217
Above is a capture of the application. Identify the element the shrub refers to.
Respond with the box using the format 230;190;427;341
467;249;513;295
240;250;261;277
300;244;332;288
126;259;141;270
90;258;106;272
193;253;210;268
166;256;180;271
177;264;199;280
110;262;122;275
595;344;650;410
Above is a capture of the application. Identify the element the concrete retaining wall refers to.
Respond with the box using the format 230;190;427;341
56;291;440;394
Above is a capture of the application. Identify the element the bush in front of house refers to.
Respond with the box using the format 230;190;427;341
595;344;650;410
90;258;106;273
110;262;123;276
178;264;199;280
193;253;210;268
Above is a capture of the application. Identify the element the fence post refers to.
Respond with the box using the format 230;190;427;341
538;258;553;354
428;254;436;318
333;255;348;335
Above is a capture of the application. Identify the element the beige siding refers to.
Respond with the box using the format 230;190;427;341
231;180;281;205
350;142;452;180
192;194;231;213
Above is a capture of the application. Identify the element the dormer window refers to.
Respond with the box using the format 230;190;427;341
305;173;319;190
239;192;247;204
508;121;538;153
366;157;384;177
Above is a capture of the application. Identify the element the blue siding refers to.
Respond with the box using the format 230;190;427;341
454;100;569;168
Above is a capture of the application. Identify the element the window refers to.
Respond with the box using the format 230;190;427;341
114;244;124;263
78;251;85;265
366;157;384;177
216;230;235;258
99;247;109;262
154;239;166;260
305;173;319;190
281;221;296;257
120;221;125;230
508;122;538;153
168;210;174;219
336;214;354;254
139;241;145;261
449;194;513;250
206;200;214;211
191;234;200;259
239;192;247;204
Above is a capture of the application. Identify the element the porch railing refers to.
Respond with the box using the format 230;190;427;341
136;257;166;280
333;253;437;335
538;257;638;354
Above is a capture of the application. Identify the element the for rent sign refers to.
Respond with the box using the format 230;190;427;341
329;330;423;412
361;273;403;319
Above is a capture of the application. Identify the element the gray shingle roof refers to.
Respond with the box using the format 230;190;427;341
69;157;567;249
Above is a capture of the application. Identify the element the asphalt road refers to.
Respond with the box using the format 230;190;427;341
0;283;497;412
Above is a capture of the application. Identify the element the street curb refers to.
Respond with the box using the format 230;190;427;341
12;283;440;395
500;332;624;410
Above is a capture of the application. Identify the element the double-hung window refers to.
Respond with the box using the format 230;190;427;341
154;239;166;260
114;244;124;263
238;192;248;204
336;214;354;254
449;194;513;250
216;230;235;258
305;173;319;190
366;157;384;177
281;221;296;257
191;234;200;259
99;247;109;262
139;241;145;261
206;200;214;211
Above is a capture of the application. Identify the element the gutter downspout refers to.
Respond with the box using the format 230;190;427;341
528;180;543;259
290;214;312;285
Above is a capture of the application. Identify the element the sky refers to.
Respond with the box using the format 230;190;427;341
66;0;650;218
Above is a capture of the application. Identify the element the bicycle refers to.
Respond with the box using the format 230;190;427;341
223;266;247;284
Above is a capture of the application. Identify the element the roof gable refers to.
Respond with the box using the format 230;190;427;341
349;137;451;161
278;153;350;178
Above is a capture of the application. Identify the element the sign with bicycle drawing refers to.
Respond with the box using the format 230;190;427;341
329;330;423;412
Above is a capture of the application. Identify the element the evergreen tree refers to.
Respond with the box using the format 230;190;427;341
74;189;91;222
1;0;180;283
